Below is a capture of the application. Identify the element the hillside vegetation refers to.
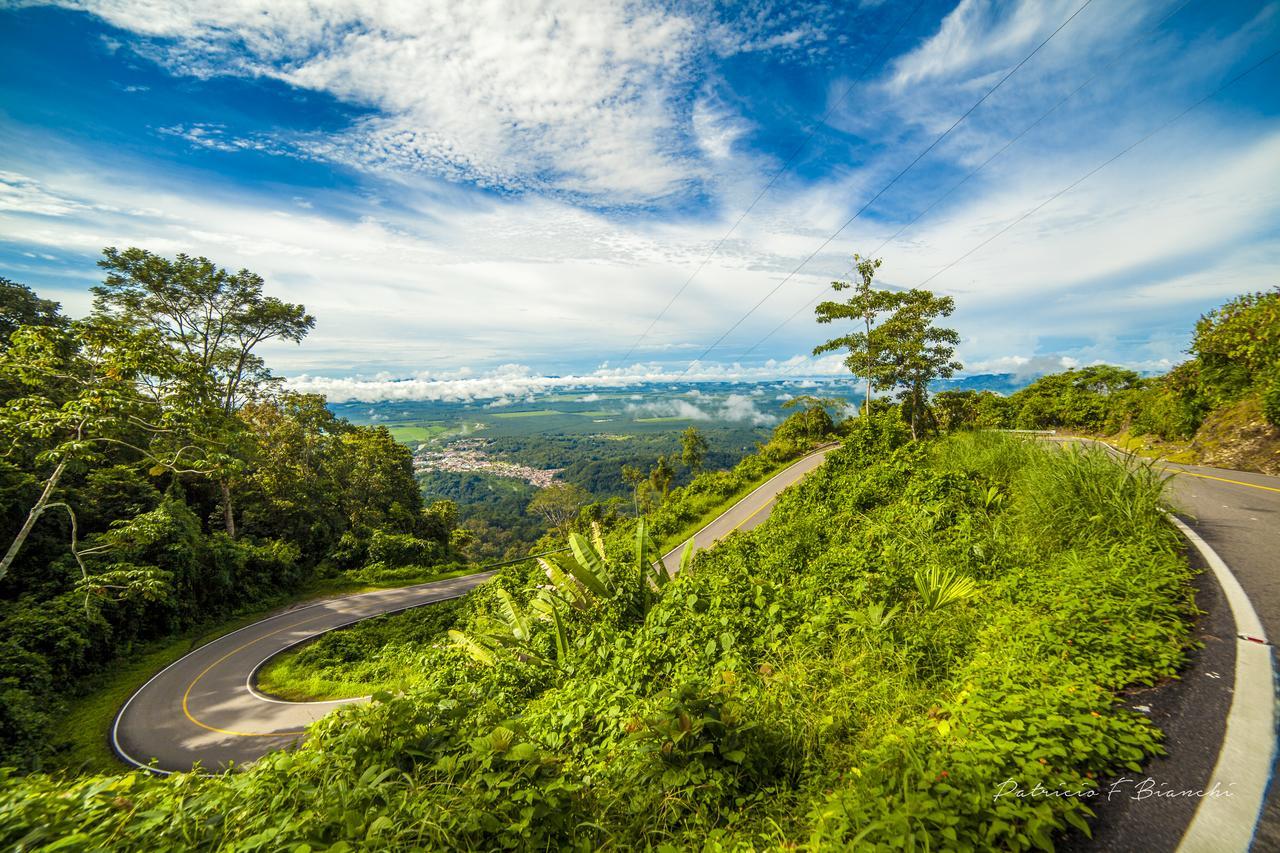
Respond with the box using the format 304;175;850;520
2;423;1195;850
933;288;1280;473
0;264;475;770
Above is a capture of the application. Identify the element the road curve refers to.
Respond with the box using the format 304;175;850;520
1049;438;1280;851
115;444;838;774
112;572;495;773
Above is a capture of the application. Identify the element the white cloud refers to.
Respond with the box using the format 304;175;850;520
59;1;711;201
287;360;844;404
624;391;778;425
887;0;1080;92
0;171;87;216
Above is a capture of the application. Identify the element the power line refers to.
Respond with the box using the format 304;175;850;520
915;44;1280;289
614;0;928;368
765;39;1280;383
734;0;1200;362
677;0;1097;377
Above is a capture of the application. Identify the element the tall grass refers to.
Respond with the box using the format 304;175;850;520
933;431;1175;552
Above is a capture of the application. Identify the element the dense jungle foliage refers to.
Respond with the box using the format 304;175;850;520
0;262;472;770
932;287;1280;441
1;421;1196;850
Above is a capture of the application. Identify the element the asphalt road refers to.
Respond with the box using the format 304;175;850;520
1156;460;1280;852
659;443;838;568
112;571;495;773
1050;440;1280;851
114;445;838;774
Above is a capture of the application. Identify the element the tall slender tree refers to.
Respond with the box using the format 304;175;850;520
813;255;907;418
679;426;709;474
881;290;963;439
813;255;961;436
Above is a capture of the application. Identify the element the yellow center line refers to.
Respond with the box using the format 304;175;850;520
1162;467;1280;494
182;613;331;737
1052;436;1280;495
731;495;777;532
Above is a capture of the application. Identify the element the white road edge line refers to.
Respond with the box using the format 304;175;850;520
660;442;837;566
1171;513;1276;853
244;585;488;705
110;571;495;774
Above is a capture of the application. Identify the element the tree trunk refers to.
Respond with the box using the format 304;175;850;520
220;479;237;539
0;460;67;582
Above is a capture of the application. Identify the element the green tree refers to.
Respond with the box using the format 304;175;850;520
1190;288;1280;402
92;247;315;538
932;390;979;432
648;454;676;499
679;426;709;474
880;291;962;440
813;255;908;418
336;426;422;534
776;396;840;444
527;483;592;537
0;277;64;349
0;320;203;583
814;255;961;437
621;464;647;515
237;393;349;556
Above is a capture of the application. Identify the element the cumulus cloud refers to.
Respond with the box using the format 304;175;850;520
625;392;777;426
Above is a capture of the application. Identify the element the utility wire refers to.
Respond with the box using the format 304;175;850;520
614;0;927;369
678;0;1096;377
765;40;1280;383
735;0;1199;362
915;44;1280;289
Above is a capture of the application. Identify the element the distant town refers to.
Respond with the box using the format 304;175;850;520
413;438;561;487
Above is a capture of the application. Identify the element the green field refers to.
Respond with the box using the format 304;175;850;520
386;424;451;442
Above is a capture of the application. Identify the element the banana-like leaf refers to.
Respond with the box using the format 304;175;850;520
914;565;978;612
494;589;531;641
677;539;695;577
540;557;589;607
564;536;613;599
590;521;608;561
448;630;496;666
547;600;569;662
570;527;614;589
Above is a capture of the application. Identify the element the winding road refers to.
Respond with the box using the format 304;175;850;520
112;444;840;774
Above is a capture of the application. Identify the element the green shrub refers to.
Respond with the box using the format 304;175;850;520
1264;369;1280;428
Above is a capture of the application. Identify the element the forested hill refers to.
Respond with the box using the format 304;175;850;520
926;288;1280;474
0;254;474;770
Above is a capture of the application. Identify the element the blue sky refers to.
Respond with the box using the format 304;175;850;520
1;0;1278;401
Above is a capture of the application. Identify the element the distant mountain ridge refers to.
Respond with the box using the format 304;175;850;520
930;373;1027;395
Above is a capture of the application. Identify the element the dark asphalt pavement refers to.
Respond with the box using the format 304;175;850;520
659;443;837;568
112;571;495;773
1158;461;1280;852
